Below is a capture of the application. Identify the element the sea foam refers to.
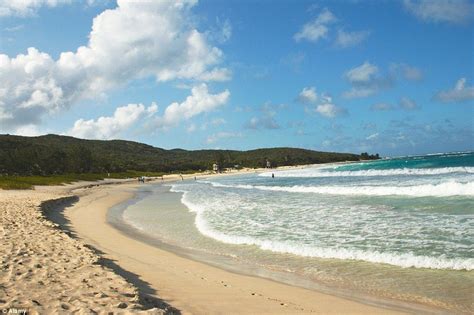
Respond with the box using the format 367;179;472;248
203;180;474;197
170;184;474;270
260;166;474;178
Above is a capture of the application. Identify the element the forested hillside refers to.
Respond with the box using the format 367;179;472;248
0;134;378;176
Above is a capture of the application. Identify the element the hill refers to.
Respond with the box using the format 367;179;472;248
0;134;377;176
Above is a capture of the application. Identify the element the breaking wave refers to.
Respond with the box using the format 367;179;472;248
170;184;473;270
260;167;474;178
202;180;474;197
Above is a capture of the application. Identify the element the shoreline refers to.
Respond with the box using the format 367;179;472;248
1;162;451;313
108;184;445;315
63;178;411;314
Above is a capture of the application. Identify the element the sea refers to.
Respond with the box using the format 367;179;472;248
112;151;474;313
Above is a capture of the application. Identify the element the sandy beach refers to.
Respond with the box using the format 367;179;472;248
5;169;421;314
0;181;167;314
1;174;415;314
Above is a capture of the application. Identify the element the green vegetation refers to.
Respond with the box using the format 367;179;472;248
360;152;380;160
0;171;165;190
0;134;379;189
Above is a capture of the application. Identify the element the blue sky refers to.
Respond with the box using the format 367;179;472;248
0;0;473;156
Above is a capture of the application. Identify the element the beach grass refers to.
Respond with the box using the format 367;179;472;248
0;171;166;190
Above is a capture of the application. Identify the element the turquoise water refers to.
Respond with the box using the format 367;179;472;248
121;152;474;313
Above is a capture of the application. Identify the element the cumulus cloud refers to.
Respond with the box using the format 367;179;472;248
315;95;346;118
435;77;474;103
316;103;345;118
294;8;370;48
345;61;378;83
69;83;228;139
342;61;393;99
0;0;71;17
294;8;336;42
0;0;230;131
297;86;318;104
0;48;67;129
399;97;419;110
335;29;370;48
403;0;474;25
155;83;230;128
69;103;157;140
297;86;346;118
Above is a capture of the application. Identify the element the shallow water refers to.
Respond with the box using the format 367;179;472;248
119;152;474;313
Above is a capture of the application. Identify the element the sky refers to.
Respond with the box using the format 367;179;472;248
0;0;473;157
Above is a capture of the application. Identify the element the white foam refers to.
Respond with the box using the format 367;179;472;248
204;180;474;197
171;184;474;270
260;167;474;178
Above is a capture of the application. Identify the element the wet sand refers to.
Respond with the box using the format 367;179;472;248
63;181;407;314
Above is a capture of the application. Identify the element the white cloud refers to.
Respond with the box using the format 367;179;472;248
343;61;393;99
297;86;318;104
345;61;379;83
343;62;423;99
294;8;336;42
399;97;419;110
371;103;393;111
295;8;370;48
298;88;347;118
335;29;370;48
68;103;157;139
403;0;474;25
156;83;229;128
206;131;241;144
0;0;229;131
12;124;43;136
4;24;24;32
197;68;232;81
366;133;379;140
435;77;474;102
0;0;71;17
316;102;346;118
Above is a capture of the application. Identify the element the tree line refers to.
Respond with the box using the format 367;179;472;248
0;134;379;176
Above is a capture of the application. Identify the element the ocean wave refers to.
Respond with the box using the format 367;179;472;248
257;240;473;270
170;185;473;270
203;181;474;197
260;167;474;178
